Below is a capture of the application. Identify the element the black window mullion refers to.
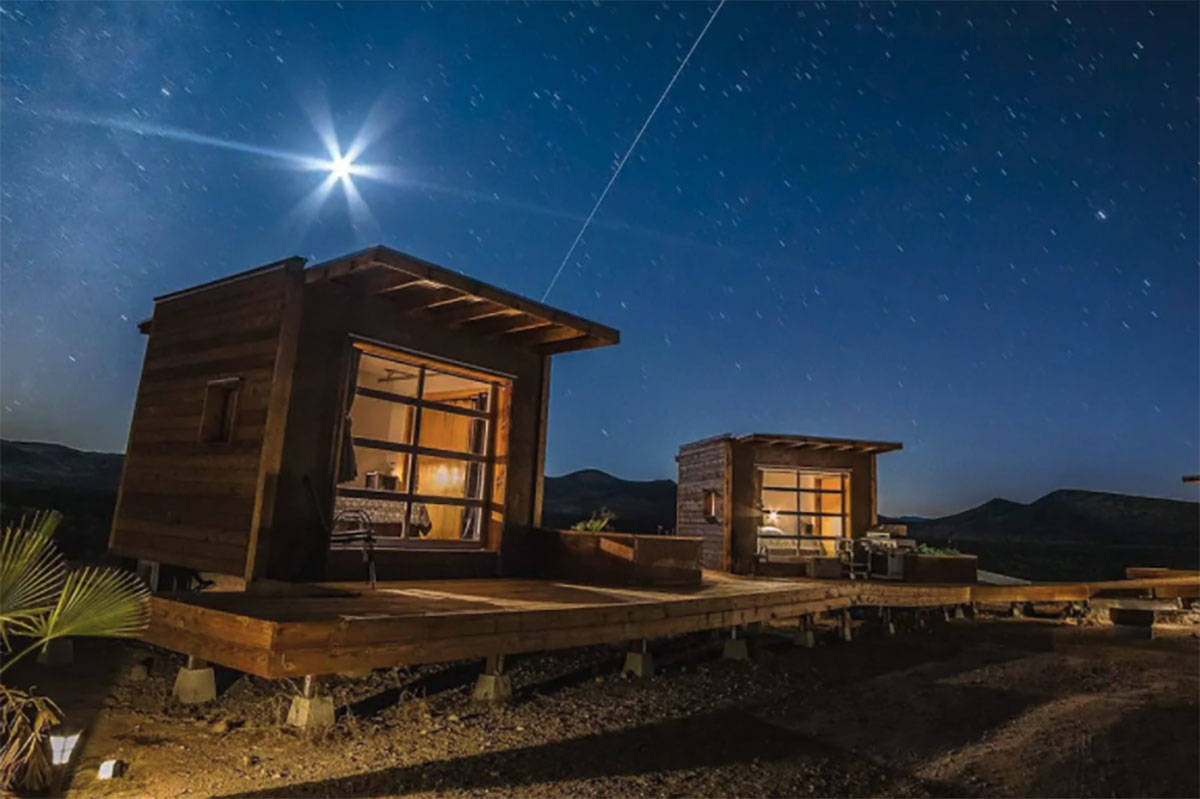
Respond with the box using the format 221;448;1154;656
403;366;427;537
356;386;490;419
352;438;488;464
480;384;498;541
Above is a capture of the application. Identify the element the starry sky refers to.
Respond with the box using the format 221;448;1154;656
1;2;1196;516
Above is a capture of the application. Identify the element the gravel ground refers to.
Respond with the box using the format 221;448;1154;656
41;615;1199;798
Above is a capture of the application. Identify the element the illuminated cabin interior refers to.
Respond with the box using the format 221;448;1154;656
108;245;618;584
676;433;902;574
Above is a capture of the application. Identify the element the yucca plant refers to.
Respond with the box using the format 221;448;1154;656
0;510;151;792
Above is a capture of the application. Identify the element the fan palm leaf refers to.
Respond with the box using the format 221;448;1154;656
0;512;66;644
32;566;151;642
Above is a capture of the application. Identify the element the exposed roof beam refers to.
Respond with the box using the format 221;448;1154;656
504;324;582;347
462;312;543;336
386;286;468;314
539;334;601;355
427;300;512;327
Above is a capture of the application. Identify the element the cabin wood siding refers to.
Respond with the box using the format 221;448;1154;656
680;434;891;575
676;437;731;571
733;443;877;573
109;259;304;576
264;280;548;581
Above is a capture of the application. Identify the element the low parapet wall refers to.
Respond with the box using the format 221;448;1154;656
537;529;703;587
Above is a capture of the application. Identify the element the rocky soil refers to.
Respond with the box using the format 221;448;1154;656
29;616;1199;798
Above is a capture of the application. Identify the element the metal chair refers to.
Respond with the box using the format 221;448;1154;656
330;508;377;588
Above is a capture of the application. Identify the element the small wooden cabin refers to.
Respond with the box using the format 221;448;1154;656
108;245;618;584
676;433;902;574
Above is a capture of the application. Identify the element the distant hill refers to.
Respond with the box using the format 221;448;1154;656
891;489;1199;581
1;440;123;490
895;489;1198;548
1;440;124;560
543;469;676;533
1;439;1195;580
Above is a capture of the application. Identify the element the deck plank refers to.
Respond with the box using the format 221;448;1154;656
142;572;1200;679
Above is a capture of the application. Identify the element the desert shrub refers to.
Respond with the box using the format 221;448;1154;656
913;542;962;556
571;508;615;532
0;510;150;793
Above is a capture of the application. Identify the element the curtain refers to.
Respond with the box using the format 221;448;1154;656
336;348;361;484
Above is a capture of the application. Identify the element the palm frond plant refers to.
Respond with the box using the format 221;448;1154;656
0;511;151;792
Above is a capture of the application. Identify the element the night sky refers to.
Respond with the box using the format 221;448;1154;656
2;2;1196;516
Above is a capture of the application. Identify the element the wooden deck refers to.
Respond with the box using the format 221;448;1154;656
145;571;1200;679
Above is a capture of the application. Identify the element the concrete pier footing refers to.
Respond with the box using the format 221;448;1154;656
173;657;217;705
472;654;513;702
722;629;749;660
287;676;334;731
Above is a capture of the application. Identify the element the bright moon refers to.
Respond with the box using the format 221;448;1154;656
330;155;353;180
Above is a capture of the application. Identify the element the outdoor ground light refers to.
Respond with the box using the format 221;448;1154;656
48;728;81;766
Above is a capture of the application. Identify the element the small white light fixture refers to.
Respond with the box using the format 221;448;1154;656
49;730;81;766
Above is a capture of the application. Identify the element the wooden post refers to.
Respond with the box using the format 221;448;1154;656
839;609;853;642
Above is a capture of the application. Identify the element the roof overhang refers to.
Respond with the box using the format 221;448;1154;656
736;433;903;454
305;246;619;355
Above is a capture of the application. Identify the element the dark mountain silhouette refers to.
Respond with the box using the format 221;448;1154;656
1;440;124;559
897;489;1197;548
1;439;1195;580
890;490;1199;581
543;469;676;532
1;439;123;490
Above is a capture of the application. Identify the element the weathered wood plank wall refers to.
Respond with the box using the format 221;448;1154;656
109;259;305;576
676;436;732;570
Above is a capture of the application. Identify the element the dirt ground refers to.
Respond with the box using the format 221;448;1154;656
16;615;1198;798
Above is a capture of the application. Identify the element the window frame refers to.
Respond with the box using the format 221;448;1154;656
333;341;511;550
756;466;851;539
198;376;241;445
701;489;719;523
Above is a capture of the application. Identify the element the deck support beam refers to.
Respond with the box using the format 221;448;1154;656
173;656;216;705
287;675;334;732
800;614;817;648
722;627;749;661
882;608;896;637
621;639;655;678
472;654;513;703
839;609;853;643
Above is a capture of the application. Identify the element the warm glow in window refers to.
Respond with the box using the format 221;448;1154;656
757;467;849;557
334;345;509;548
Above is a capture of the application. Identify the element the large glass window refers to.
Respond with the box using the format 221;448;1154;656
757;467;849;557
333;344;510;548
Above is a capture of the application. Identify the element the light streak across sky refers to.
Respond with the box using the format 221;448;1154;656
540;0;725;301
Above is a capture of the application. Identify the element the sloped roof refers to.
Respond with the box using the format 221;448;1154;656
736;433;902;454
306;245;619;355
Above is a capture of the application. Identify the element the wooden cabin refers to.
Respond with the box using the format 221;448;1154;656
676;433;902;574
108;245;618;585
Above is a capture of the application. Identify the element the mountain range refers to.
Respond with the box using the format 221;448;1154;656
2;439;1196;580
